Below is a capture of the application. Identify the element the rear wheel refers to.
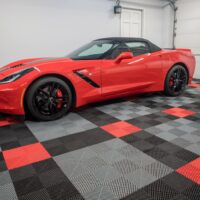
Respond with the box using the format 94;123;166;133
164;65;188;96
25;77;72;121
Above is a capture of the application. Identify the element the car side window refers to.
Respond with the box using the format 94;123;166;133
125;42;150;56
107;44;131;59
78;43;113;57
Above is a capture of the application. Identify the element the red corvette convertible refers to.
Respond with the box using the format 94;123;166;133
0;37;195;121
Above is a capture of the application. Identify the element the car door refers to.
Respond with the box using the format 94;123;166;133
101;41;163;96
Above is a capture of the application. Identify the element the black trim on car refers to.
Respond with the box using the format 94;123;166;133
74;71;100;88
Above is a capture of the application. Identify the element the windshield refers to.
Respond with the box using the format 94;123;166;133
67;40;119;60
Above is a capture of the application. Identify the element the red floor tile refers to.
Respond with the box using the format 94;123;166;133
189;83;200;88
177;157;200;185
3;143;51;170
101;121;142;137
162;108;196;118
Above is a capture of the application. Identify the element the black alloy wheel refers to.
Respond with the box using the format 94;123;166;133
25;77;72;121
164;65;188;96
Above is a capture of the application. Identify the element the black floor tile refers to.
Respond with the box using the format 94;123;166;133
0;152;7;172
32;159;58;174
162;172;196;192
183;185;200;200
19;189;51;200
77;107;119;126
13;175;44;196
10;165;37;182
175;149;199;163
47;181;84;200
144;180;179;200
145;147;170;160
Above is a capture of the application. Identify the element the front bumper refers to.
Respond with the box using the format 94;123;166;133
0;83;25;115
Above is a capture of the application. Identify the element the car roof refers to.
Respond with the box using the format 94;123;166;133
94;37;162;53
95;37;150;43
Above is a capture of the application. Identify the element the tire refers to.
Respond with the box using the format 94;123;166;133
164;65;188;96
25;77;72;121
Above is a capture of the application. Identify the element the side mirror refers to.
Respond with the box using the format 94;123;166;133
115;52;133;64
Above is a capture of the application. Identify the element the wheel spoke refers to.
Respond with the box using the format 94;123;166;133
37;100;47;109
176;68;181;79
38;89;49;98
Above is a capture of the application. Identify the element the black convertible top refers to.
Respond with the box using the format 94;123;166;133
95;37;161;53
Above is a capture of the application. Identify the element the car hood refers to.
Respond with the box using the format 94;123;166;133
0;57;73;77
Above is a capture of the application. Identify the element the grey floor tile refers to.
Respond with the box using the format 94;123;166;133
0;183;18;200
26;113;97;142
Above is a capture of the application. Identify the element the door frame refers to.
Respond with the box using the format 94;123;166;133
120;7;144;38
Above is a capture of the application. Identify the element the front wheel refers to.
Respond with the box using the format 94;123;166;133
164;65;188;96
25;77;72;121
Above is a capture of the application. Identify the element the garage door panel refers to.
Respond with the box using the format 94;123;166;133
177;19;200;35
176;34;200;50
177;0;200;19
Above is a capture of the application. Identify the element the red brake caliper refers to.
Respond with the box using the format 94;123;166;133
169;78;174;87
56;90;63;108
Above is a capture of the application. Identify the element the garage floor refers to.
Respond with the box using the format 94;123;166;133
0;82;200;200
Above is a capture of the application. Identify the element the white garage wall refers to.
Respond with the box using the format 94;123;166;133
0;0;171;66
176;0;200;79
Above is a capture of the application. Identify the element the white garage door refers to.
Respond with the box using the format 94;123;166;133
121;9;143;38
176;0;200;79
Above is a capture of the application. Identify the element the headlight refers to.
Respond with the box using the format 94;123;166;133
0;68;35;84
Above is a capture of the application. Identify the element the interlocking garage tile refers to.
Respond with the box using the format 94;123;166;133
101;121;142;137
42;138;67;157
39;168;69;188
77;107;119;126
0;123;38;151
26;113;97;142
127;112;177;129
157;141;182;154
186;113;200;123
0;182;18;200
46;181;84;200
122;188;153;200
123;131;196;170
43;128;114;156
13;175;44;197
0;171;12;186
186;143;200;155
189;83;200;88
143;180;179;200
149;96;198;107
10;165;37;182
3;143;51;170
183;185;200;200
162;172;196;192
96;101;157;120
181;102;200;113
174;149;199;163
32;158;59;174
0;152;7;172
159;155;188;170
177;157;200;185
132;98;172;111
145;119;200;155
185;87;200;97
54;139;173;199
163;107;196;118
19;189;51;200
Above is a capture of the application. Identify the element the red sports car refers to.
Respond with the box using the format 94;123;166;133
0;38;196;121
